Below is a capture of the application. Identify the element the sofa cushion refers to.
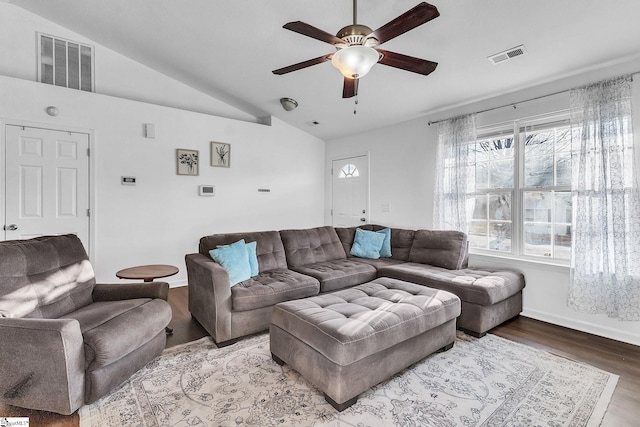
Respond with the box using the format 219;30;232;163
350;228;386;259
345;257;406;269
231;268;320;311
209;239;251;286
377;228;392;258
378;263;525;306
280;226;346;268
336;225;415;261
409;230;468;270
271;277;460;366
291;259;377;293
246;241;259;276
0;234;95;319
63;298;171;370
199;231;287;272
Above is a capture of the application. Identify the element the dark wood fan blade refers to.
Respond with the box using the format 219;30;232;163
343;77;359;98
377;49;437;75
272;55;331;75
367;2;439;45
283;21;345;45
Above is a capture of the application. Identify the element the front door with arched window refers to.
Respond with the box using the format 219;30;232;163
332;155;368;226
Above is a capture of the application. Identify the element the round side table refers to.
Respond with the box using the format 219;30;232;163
116;264;179;282
116;264;179;334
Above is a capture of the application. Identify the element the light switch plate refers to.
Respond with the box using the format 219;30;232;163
199;185;215;196
143;123;155;138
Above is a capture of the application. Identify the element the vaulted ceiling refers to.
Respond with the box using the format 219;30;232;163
10;0;640;140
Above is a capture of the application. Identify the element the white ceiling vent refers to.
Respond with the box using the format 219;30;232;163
488;45;527;65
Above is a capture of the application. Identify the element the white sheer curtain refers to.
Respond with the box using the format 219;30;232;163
569;75;640;321
433;114;476;232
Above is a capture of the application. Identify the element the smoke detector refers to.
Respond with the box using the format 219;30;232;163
488;45;527;65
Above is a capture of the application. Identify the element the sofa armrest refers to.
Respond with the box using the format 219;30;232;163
0;317;85;415
185;253;232;343
92;282;170;302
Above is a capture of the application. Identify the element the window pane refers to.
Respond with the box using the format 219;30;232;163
554;224;571;260
475;163;488;189
468;119;571;261
525;155;554;187
489;193;511;221
489;222;511;252
554;192;572;223
525;131;554;157
468;221;487;249
490;159;513;188
555;151;571;186
524;223;551;257
469;142;490;163
555;127;571;151
524;191;551;223
471;195;487;219
488;137;515;160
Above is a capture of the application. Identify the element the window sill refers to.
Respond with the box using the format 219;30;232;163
469;251;570;273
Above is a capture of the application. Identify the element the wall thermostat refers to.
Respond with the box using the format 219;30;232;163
199;185;215;196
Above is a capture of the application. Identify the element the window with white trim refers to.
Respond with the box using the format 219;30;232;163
38;33;94;92
338;164;360;178
468;114;572;262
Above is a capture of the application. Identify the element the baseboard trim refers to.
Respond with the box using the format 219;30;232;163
521;308;640;347
169;279;187;288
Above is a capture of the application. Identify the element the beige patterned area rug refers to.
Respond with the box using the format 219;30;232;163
79;332;617;427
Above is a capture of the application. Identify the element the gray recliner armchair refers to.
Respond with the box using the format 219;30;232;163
0;234;172;415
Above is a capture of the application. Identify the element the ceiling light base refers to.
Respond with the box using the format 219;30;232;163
280;98;298;111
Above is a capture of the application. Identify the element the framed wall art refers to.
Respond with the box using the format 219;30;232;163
211;142;230;168
176;148;199;175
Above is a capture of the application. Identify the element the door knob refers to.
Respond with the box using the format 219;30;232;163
360;218;366;222
4;224;18;231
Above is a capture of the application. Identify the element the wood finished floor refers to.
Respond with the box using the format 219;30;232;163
1;286;638;426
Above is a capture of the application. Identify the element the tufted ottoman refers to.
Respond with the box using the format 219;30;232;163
269;277;461;411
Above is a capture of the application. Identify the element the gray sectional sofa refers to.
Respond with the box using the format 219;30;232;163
185;224;525;345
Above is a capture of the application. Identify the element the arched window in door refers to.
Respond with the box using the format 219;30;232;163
338;163;360;178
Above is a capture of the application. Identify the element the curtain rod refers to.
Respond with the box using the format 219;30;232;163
427;72;638;126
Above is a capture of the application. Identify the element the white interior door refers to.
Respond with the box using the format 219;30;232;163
332;155;368;227
4;125;90;249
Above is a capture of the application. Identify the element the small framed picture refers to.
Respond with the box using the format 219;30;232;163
211;142;231;168
176;148;199;175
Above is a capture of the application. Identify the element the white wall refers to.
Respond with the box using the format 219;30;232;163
325;58;640;346
0;3;257;123
0;4;325;286
324;119;436;229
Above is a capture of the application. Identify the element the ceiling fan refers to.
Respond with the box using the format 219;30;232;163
272;1;440;99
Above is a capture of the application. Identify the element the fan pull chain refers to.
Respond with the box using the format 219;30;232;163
354;96;358;114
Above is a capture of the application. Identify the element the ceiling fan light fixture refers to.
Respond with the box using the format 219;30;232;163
331;45;379;79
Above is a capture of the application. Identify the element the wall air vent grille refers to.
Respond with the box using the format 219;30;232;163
488;45;527;65
38;33;94;92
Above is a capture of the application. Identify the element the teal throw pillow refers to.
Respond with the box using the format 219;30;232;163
209;239;251;286
350;228;386;259
377;228;392;258
246;241;259;277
